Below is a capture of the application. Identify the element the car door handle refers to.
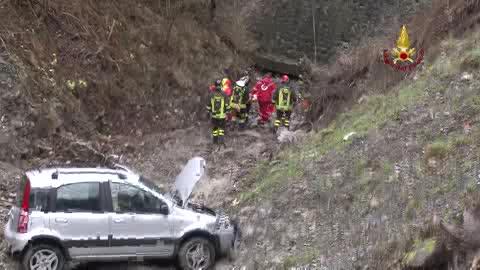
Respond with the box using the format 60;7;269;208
55;218;68;223
113;218;125;223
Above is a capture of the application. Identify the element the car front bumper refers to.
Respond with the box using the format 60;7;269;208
216;219;240;256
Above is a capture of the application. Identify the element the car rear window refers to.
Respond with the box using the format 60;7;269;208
29;189;49;211
15;176;49;211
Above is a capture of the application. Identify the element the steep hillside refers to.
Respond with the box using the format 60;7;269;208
0;0;254;165
230;27;480;269
305;0;480;128
1;0;480;270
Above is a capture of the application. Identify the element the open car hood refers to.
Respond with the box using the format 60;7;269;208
174;157;207;207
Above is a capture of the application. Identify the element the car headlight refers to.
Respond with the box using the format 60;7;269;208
216;215;230;230
223;218;230;229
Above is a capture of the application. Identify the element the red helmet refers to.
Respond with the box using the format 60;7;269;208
281;75;289;83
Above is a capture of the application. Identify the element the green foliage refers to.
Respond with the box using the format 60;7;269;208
451;135;473;147
281;249;318;269
309;77;427;157
425;133;473;163
240;151;305;202
468;95;480;112
382;161;394;176
405;198;421;221
403;238;438;266
353;158;368;177
425;140;451;160
462;47;480;69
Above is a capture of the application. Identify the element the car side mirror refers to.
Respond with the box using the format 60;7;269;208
159;204;169;215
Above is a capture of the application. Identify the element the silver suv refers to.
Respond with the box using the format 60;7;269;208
4;157;239;270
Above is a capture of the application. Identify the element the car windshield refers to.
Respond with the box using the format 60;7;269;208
139;176;166;195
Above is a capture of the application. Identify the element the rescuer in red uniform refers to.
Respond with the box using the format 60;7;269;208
250;73;276;125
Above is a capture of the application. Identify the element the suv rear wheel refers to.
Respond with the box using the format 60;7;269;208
178;237;215;270
22;244;65;270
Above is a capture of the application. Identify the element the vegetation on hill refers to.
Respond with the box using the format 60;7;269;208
233;23;480;270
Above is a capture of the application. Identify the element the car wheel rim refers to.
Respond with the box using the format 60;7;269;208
186;242;210;269
29;249;59;270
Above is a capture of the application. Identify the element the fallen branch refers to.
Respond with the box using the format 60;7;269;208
0;35;9;56
61;12;91;37
26;0;39;18
107;19;116;41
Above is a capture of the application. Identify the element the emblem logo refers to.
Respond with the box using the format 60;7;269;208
383;25;425;71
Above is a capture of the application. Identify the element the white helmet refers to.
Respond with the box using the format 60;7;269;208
236;80;246;87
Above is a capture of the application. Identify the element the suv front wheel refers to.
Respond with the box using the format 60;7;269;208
178;237;216;270
22;244;65;270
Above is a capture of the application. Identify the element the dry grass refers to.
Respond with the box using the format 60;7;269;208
0;0;255;137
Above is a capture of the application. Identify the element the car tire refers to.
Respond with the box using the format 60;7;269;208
178;237;216;270
22;244;65;270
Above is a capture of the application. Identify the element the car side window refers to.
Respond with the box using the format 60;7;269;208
55;182;101;212
110;182;167;214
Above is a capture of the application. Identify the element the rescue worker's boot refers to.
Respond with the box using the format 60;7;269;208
242;114;249;129
244;107;250;127
218;128;226;147
239;118;247;130
284;114;291;130
220;136;226;147
212;129;219;144
273;117;281;134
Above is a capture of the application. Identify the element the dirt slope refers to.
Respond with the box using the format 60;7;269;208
0;70;302;269
0;0;254;165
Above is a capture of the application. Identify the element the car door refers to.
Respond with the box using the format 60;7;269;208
107;181;174;258
49;179;110;259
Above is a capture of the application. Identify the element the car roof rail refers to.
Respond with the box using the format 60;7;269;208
40;161;133;171
51;170;127;180
39;162;112;169
30;161;131;180
110;163;134;173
